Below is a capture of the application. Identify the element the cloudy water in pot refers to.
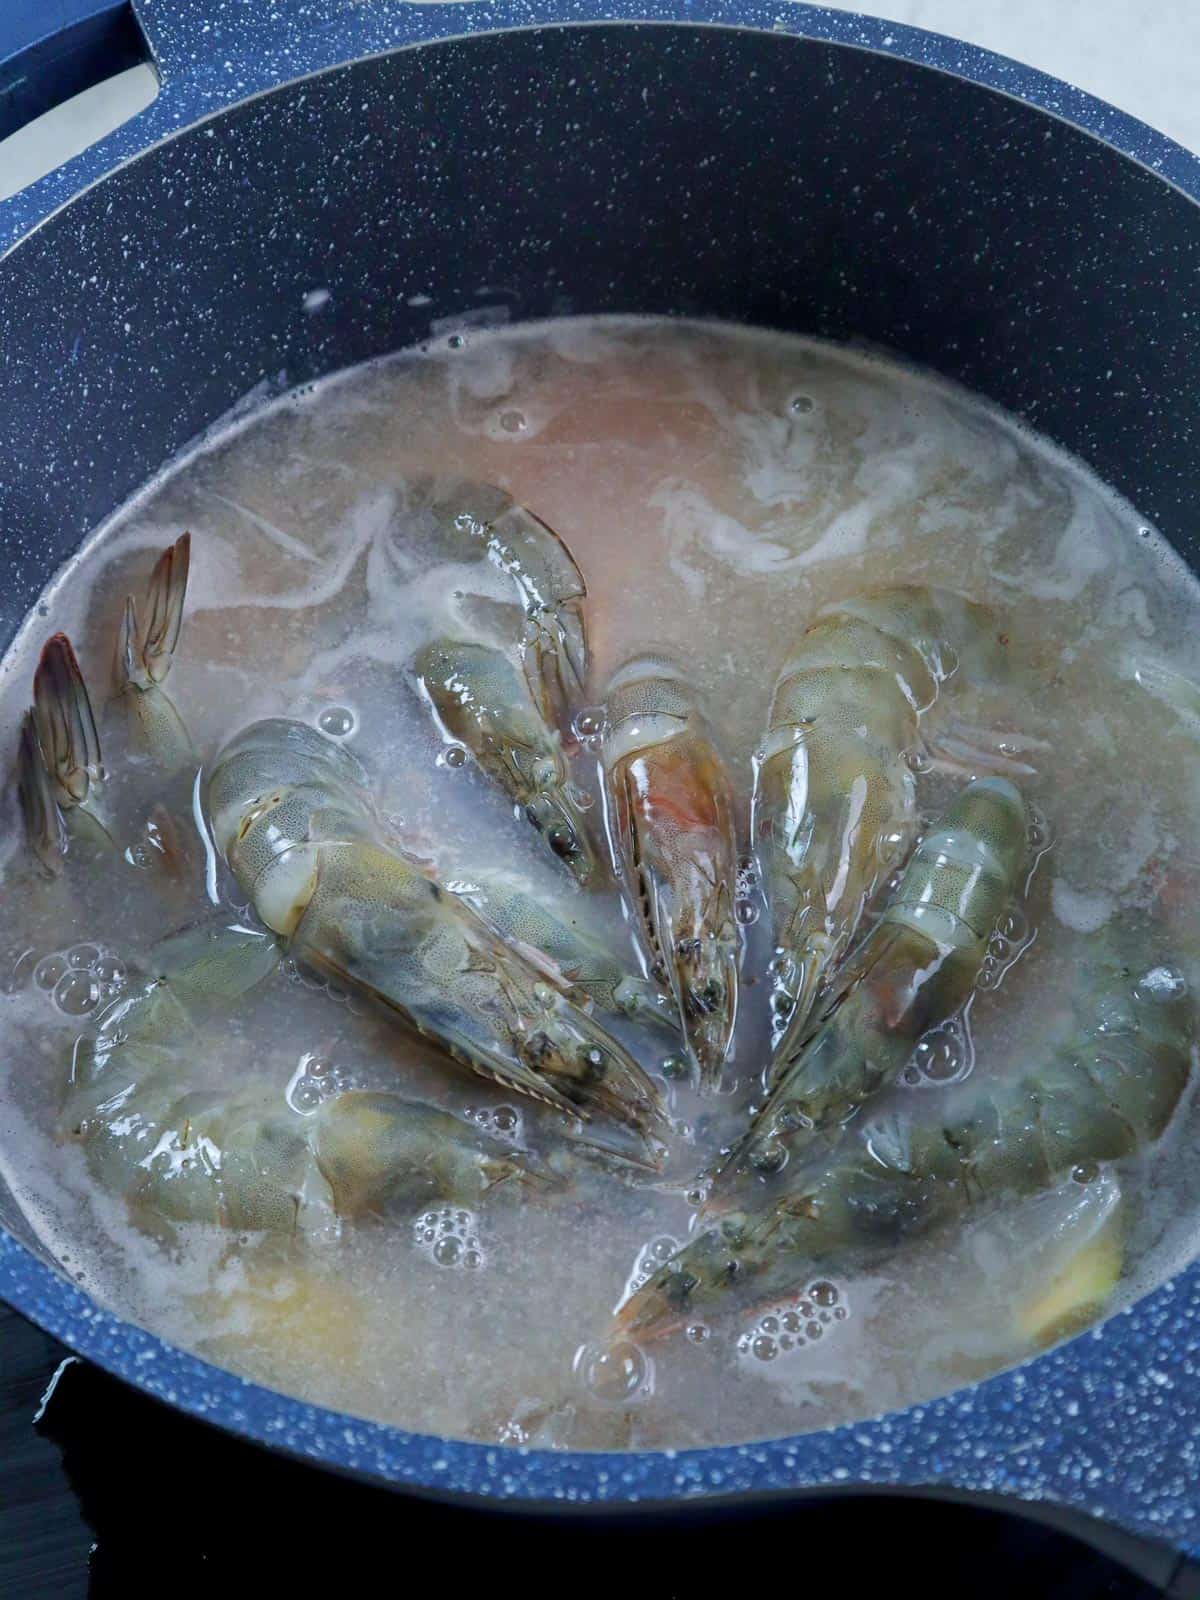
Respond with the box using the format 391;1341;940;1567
2;317;1200;1450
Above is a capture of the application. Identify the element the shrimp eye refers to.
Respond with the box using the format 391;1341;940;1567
546;823;578;858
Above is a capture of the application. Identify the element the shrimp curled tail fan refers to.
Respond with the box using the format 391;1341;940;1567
206;718;667;1153
114;532;194;771
618;925;1193;1339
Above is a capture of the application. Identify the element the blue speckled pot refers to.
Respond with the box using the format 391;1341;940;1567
4;0;1200;1557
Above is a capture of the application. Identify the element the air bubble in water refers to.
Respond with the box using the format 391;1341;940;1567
659;1054;689;1081
447;333;467;350
53;972;100;1017
811;1280;839;1307
441;744;469;769
492;1105;520;1136
499;409;527;434
434;1235;462;1267
903;745;932;775
911;1017;972;1084
751;1335;778;1362
686;1324;710;1344
1000;908;1028;942
574;1340;653;1406
34;954;67;992
67;943;100;971
1027;807;1051;850
1135;965;1187;1003
572;707;604;742
92;952;125;986
736;900;760;926
789;393;815;415
318;706;356;738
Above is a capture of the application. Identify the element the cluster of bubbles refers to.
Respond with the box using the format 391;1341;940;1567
738;1280;847;1363
902;1008;975;1089
571;707;606;749
623;1234;679;1302
978;904;1036;993
463;1103;523;1144
26;944;127;1019
285;1052;352;1114
413;1204;485;1271
735;854;761;927
573;1339;654;1407
281;957;364;1013
316;705;357;739
1026;804;1053;856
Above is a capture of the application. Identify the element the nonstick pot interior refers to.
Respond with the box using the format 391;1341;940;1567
3;14;1200;1541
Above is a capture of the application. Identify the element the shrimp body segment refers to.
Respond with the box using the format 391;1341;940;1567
755;586;1008;1070
601;660;739;1088
715;777;1027;1207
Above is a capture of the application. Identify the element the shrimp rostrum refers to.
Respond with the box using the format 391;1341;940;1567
619;917;1193;1339
206;718;666;1152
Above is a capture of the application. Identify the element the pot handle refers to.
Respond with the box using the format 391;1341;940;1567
0;1;148;142
0;0;495;249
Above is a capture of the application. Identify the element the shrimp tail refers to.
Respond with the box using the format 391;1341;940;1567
17;709;67;876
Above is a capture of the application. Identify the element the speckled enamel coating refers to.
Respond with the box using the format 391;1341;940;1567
3;0;1200;1551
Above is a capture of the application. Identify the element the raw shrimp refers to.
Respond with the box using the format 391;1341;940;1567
112;531;193;771
712;776;1028;1208
413;637;594;883
396;477;587;727
206;718;666;1149
450;867;678;1034
619;919;1193;1338
64;921;550;1233
600;657;739;1088
754;587;1013;1075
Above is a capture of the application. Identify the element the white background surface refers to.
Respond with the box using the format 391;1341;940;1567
2;1;1199;199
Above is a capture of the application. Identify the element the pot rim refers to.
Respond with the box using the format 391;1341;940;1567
4;1;1200;1549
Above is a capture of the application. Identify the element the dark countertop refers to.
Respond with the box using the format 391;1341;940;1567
2;1303;1194;1600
